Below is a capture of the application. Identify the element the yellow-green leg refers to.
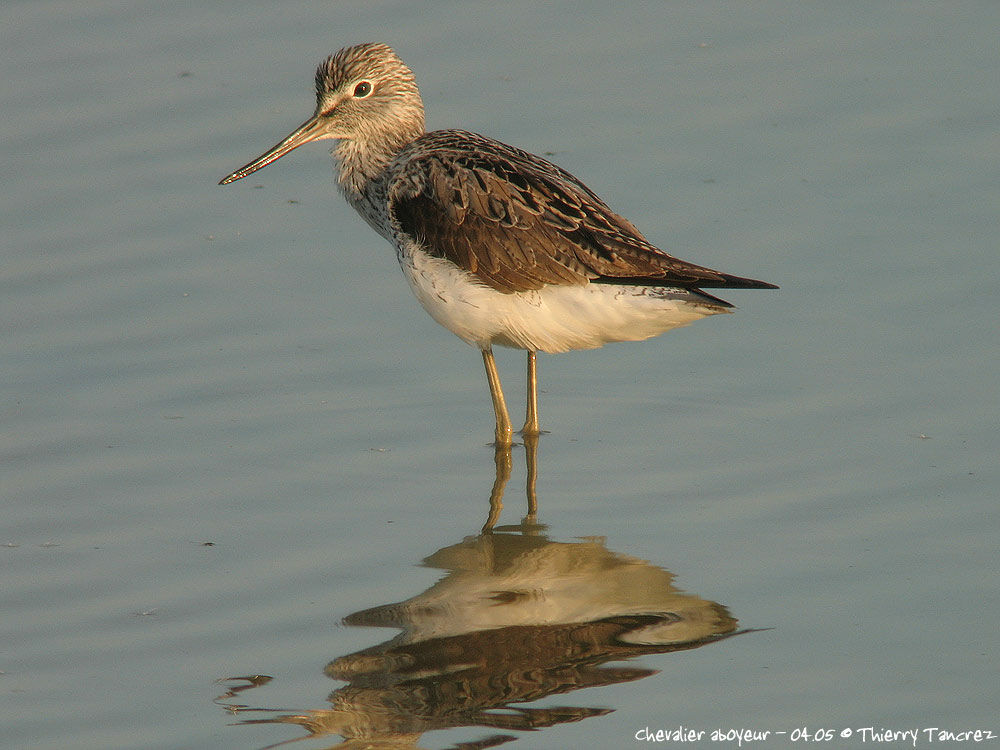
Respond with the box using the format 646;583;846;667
521;350;540;437
482;347;513;446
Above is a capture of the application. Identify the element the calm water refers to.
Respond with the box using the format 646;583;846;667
3;2;998;748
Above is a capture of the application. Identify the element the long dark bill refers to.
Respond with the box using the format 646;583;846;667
219;115;327;185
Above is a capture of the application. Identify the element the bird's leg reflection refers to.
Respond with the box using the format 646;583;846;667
482;430;540;533
483;443;512;532
523;431;539;522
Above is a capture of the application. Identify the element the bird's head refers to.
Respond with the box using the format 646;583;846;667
220;43;424;185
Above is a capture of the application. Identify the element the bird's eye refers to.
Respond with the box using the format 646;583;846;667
353;81;372;98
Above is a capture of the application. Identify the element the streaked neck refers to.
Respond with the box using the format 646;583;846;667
334;122;424;203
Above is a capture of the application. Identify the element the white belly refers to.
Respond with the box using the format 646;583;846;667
400;249;729;353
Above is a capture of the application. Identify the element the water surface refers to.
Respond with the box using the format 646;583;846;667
2;2;997;748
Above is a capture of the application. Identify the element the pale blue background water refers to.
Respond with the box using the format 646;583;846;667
3;2;998;748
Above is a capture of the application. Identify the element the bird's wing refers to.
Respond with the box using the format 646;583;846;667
389;131;776;294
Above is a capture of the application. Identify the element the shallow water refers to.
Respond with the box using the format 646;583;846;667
3;2;998;748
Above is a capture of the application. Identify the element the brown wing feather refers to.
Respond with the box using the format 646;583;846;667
390;131;777;294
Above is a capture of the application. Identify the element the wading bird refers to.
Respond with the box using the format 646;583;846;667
220;43;776;445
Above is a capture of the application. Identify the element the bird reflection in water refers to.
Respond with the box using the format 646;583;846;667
216;444;753;749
